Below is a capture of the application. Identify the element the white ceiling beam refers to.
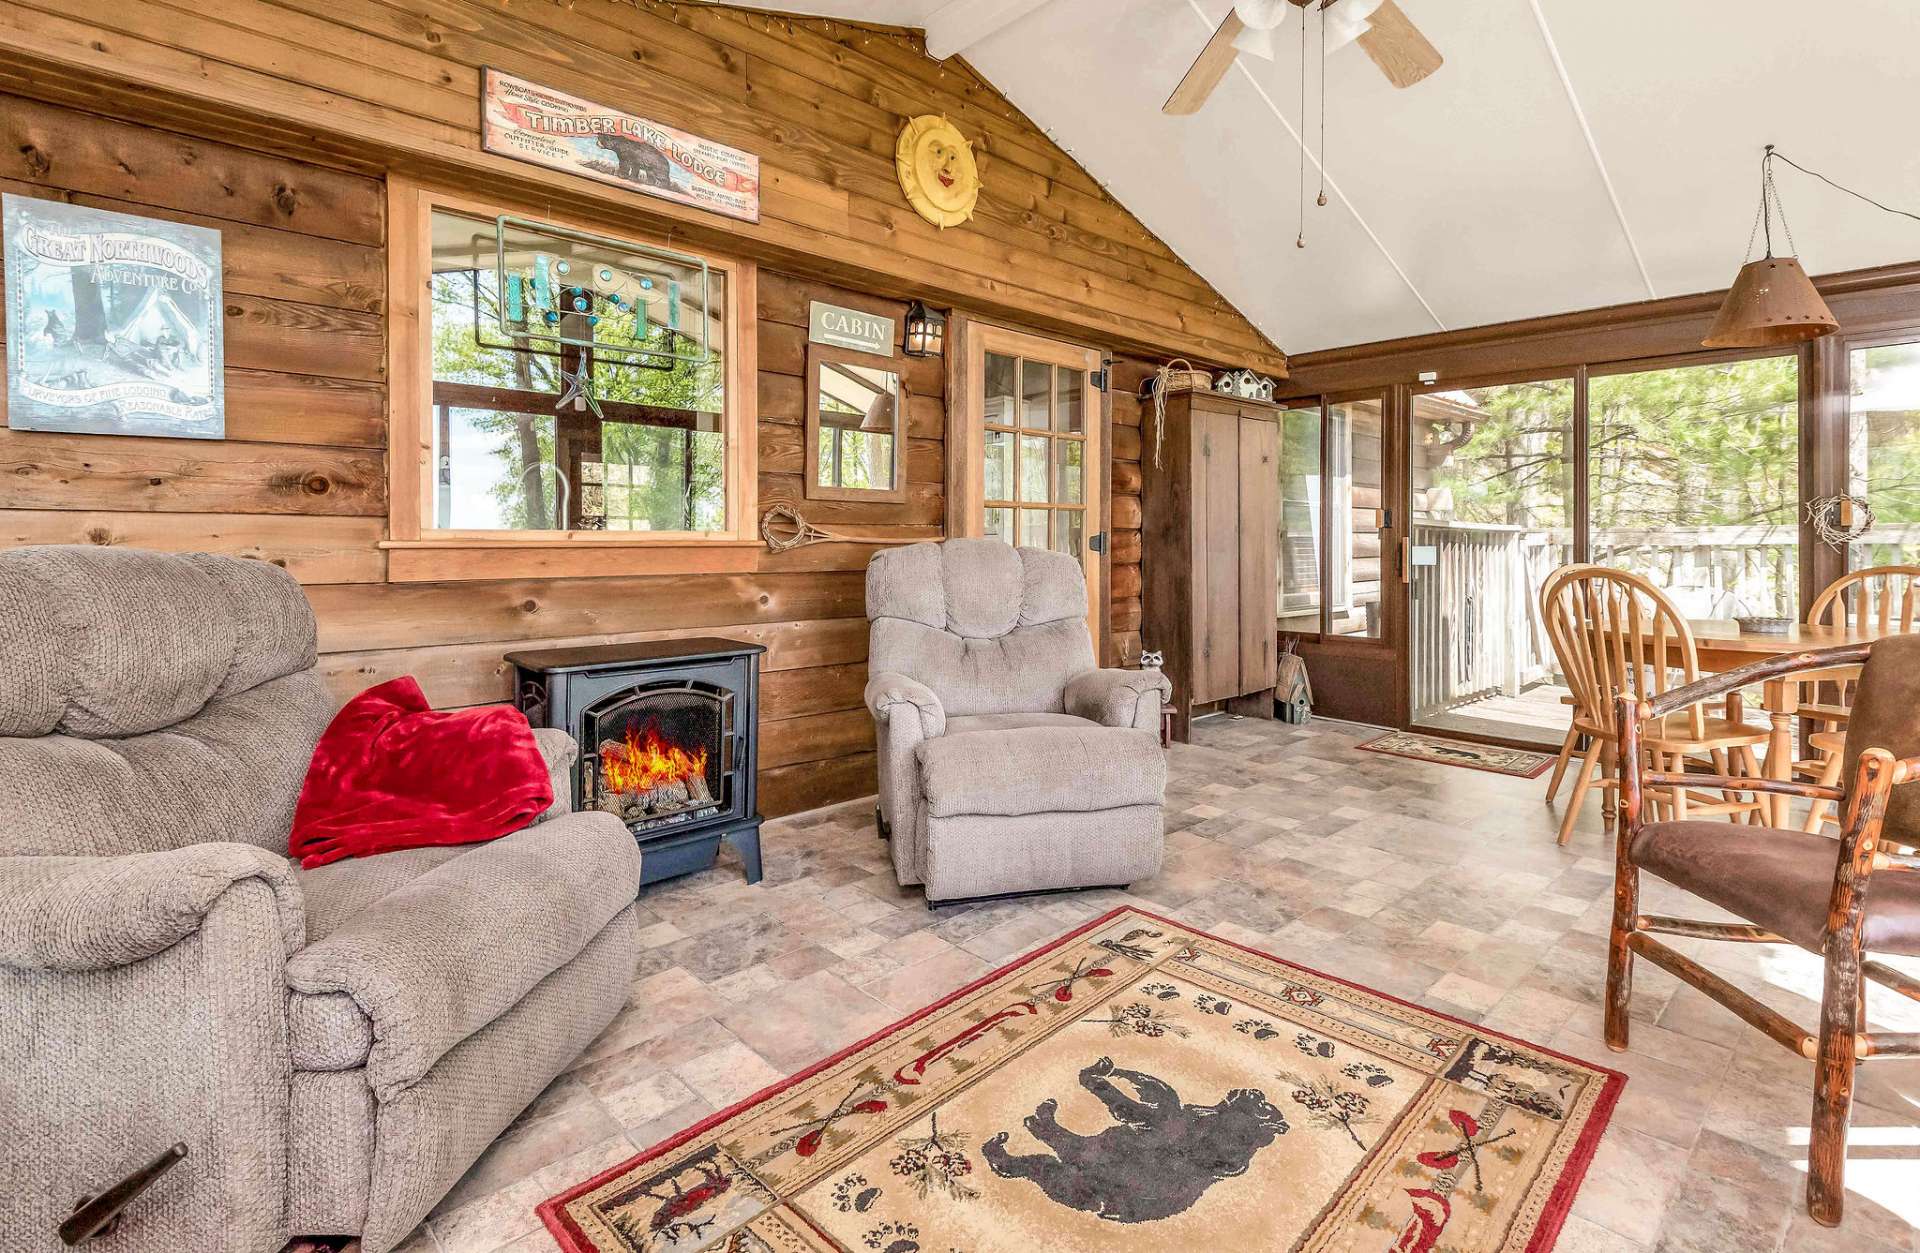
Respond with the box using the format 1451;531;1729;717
922;0;1054;60
1525;0;1657;299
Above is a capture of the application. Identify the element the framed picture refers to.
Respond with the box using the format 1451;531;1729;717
804;341;907;504
2;195;225;439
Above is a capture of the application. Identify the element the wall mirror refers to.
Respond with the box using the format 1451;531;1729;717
804;342;907;503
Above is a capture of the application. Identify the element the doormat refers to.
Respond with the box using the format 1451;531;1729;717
539;907;1623;1252
1356;730;1556;779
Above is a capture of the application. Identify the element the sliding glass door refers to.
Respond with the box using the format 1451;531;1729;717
1285;331;1920;746
1588;356;1800;619
1847;338;1920;568
1395;354;1799;745
1407;379;1574;743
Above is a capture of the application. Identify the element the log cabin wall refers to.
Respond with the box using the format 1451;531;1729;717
1108;357;1154;667
0;4;1283;816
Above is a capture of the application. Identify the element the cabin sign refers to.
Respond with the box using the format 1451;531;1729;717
2;195;225;439
808;301;895;356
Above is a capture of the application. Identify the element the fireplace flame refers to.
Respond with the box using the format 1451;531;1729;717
600;722;709;795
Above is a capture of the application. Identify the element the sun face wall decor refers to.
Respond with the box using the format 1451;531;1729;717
894;115;979;229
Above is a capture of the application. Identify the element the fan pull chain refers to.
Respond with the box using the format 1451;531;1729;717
1296;3;1307;248
1317;0;1328;208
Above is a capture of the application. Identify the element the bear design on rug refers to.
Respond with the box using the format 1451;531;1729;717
981;1056;1289;1222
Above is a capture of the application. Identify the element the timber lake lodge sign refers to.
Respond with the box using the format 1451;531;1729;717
480;69;761;223
808;301;895;356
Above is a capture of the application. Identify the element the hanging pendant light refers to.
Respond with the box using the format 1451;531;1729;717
1703;146;1837;349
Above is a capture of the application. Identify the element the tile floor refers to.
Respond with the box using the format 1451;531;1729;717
405;715;1920;1253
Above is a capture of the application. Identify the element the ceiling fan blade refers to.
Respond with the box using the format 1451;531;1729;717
1355;0;1442;88
1163;10;1246;115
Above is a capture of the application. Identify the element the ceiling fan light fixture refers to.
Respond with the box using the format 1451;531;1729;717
1233;0;1290;29
1703;256;1837;349
1324;7;1370;52
1231;23;1276;59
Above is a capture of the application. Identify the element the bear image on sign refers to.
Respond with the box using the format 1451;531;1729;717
895;114;980;229
981;1056;1289;1222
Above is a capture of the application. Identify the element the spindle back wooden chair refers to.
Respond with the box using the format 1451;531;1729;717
1801;566;1920;831
1611;637;1920;1227
1540;565;1766;844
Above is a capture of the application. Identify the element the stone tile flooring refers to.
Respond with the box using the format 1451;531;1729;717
406;715;1920;1253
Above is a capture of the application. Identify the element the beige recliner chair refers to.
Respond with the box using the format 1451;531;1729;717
864;538;1170;904
0;546;641;1252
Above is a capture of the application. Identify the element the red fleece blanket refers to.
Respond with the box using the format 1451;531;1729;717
290;677;554;869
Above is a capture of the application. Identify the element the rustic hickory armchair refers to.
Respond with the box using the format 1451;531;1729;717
865;538;1170;904
1609;635;1920;1227
0;546;642;1253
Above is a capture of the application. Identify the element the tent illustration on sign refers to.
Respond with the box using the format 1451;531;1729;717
111;286;206;378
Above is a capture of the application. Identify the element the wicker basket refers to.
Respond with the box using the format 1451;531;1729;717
1144;359;1212;471
1144;358;1212;398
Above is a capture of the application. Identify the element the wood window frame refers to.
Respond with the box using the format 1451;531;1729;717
946;316;1106;641
1275;389;1395;644
802;340;908;505
384;177;759;581
1829;324;1920;587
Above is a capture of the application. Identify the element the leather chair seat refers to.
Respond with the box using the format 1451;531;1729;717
1633;821;1920;956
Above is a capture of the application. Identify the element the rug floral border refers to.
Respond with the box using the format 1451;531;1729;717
538;905;1625;1252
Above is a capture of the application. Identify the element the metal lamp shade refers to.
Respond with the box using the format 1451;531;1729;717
860;391;895;432
1702;256;1838;348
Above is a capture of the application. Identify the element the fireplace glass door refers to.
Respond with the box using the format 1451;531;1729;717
581;681;731;832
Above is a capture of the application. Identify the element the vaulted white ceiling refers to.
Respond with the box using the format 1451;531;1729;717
735;0;1920;356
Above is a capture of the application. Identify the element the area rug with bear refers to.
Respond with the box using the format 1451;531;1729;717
539;907;1623;1252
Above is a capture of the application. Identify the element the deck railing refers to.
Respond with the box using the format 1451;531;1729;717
1410;520;1564;723
1408;520;1920;724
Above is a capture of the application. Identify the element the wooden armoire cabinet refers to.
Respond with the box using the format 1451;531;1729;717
1142;390;1280;742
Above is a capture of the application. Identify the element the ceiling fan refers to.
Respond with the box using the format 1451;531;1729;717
1163;0;1442;115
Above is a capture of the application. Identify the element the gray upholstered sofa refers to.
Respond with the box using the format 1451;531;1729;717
865;539;1170;903
0;547;641;1253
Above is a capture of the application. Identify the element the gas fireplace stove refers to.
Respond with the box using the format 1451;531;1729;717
505;638;764;887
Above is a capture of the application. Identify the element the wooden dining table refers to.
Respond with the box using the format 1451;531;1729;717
1656;619;1896;825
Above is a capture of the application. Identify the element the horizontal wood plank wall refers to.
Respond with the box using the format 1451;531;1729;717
0;0;1285;374
0;4;1289;817
0;96;391;559
0;97;930;815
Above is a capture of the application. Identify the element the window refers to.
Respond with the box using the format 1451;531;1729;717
1276;403;1322;634
980;348;1089;558
1327;398;1385;637
1270;394;1386;640
1847;339;1920;569
1589;356;1799;618
391;185;756;558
